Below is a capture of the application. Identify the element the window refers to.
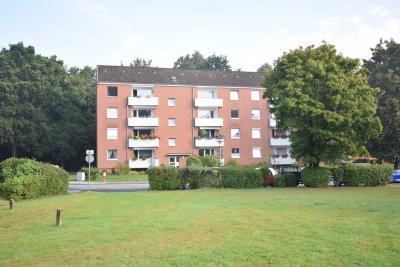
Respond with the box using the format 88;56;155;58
231;109;239;119
230;90;239;100
107;128;118;140
232;148;240;158
168;138;176;146
275;147;288;155
199;148;217;156
272;129;288;138
168;98;176;106
252;147;262;158
133;88;153;97
169;157;180;167
168;118;176;126
231;128;240;139
107;86;117;97
134;149;153;160
251;109;261;120
133;109;152;118
251;91;260;101
252;128;261;139
107;149;118;160
133;129;153;137
107;107;118;118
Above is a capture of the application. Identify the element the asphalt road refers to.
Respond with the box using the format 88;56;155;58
68;182;150;193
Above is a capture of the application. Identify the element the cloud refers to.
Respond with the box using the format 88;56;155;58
370;5;390;17
318;17;339;29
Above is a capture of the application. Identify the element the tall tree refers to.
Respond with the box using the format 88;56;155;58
173;51;206;70
263;43;382;167
257;62;273;74
130;57;152;67
203;53;232;71
364;39;400;168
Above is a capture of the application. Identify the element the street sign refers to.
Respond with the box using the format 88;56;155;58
85;154;94;163
86;150;94;155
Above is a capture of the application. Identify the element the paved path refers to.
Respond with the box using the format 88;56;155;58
68;182;150;193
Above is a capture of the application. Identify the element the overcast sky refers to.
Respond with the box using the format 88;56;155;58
1;0;399;71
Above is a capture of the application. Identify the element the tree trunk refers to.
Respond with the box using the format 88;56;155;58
394;157;399;170
12;142;16;157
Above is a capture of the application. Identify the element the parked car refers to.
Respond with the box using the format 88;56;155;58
279;166;302;185
391;170;400;183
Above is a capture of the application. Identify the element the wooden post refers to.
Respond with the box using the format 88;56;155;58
9;199;15;210
56;209;63;226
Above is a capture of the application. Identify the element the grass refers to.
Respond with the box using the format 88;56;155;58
0;185;400;266
69;172;148;182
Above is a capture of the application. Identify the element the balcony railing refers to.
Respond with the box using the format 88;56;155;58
194;98;223;107
195;137;224;147
269;118;276;127
129;158;159;169
195;118;223;127
128;96;158;106
129;138;160;148
128;117;159;127
270;137;291;146
270;155;296;165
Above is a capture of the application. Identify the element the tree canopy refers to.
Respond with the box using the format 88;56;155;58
173;51;232;71
130;57;152;67
364;39;400;168
257;62;273;74
263;43;382;166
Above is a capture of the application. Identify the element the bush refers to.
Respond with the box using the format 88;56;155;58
274;175;285;188
179;167;219;189
147;165;181;190
186;156;203;167
113;163;130;175
301;167;331;188
201;155;219;167
0;158;69;200
284;173;298;187
225;159;239;167
80;166;99;181
326;166;345;186
342;164;392;186
259;166;270;186
218;167;260;188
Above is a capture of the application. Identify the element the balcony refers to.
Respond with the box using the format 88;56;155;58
270;137;291;146
128;96;158;106
195;138;224;148
270;155;296;165
269;118;276;127
128;117;159;127
194;98;223;107
129;158;159;169
195;118;223;127
129;138;160;148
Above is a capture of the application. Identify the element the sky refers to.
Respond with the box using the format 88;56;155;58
1;0;399;71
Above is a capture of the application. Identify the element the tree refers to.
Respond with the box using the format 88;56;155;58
257;62;273;74
263;43;382;167
130;57;152;67
173;51;232;71
203;53;231;71
364;39;400;168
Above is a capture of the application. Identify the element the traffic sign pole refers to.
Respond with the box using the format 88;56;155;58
85;151;95;192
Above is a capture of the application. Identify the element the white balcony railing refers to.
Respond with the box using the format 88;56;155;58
194;98;223;107
195;138;224;148
128;117;159;127
195;118;223;127
270;137;291;146
270;156;296;166
129;158;159;169
269;118;276;127
128;96;158;106
129;138;160;148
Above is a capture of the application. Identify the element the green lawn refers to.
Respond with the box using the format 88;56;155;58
69;172;148;182
1;186;400;266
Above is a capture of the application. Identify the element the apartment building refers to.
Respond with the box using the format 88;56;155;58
96;65;273;171
269;114;296;168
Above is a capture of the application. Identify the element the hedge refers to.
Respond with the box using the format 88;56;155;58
301;167;331;188
147;165;181;190
179;167;219;189
342;164;392;186
0;158;69;200
283;173;298;187
201;155;219;167
185;156;203;167
273;175;285;188
218;166;260;188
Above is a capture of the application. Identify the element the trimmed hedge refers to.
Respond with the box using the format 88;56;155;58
201;155;219;167
147;165;181;190
326;166;345;186
342;164;392;186
301;167;331;188
179;167;219;189
0;158;69;200
274;175;285;188
185;156;203;167
218;166;260;188
284;173;298;187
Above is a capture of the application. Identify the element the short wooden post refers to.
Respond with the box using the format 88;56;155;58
9;199;15;210
56;209;63;226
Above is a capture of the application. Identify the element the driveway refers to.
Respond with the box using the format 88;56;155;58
68;182;150;193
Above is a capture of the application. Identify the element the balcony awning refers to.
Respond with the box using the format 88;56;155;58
134;126;157;130
166;153;192;156
199;127;220;129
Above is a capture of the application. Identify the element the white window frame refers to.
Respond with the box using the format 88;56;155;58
231;148;240;158
231;128;240;139
251;91;260;101
230;90;239;100
251;109;261;120
168;118;176;126
168;98;176;106
252;128;261;139
107;149;118;160
168;138;176;147
107;128;118;140
107;107;118;119
252;147;262;158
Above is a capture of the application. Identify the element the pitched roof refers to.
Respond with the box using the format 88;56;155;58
97;65;264;87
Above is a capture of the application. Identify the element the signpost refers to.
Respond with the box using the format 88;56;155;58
85;150;94;191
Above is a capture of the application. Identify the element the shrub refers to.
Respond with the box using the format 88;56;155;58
284;173;297;187
0;158;69;200
113;163;130;175
301;167;331;188
342;164;392;186
186;156;203;167
218;167;260;188
201;155;219;167
259;166;270;186
325;166;345;186
225;159;239;167
80;166;99;181
273;175;285;188
147;165;181;190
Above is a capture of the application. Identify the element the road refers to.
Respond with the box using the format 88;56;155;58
68;182;150;193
